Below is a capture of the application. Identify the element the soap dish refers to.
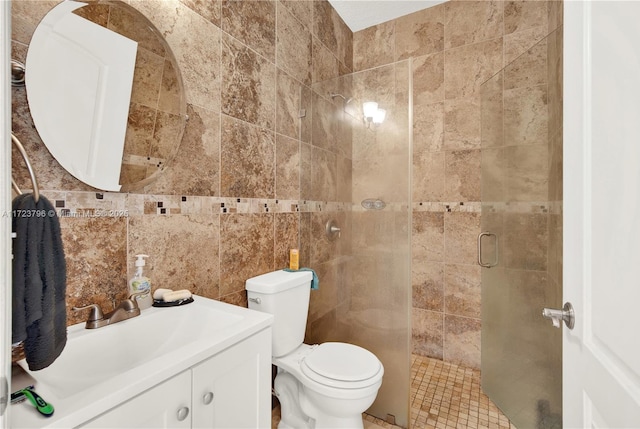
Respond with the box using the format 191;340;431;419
152;297;194;307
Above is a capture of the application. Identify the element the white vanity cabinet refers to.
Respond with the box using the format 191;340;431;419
81;371;192;429
192;327;271;428
80;329;271;429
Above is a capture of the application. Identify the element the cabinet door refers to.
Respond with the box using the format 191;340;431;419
81;371;192;429
192;329;271;429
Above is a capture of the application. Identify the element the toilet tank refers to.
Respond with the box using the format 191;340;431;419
245;270;313;357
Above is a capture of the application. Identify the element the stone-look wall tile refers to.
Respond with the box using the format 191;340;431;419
219;213;275;297
548;131;563;202
445;149;481;201
221;34;276;130
275;213;300;269
312;37;340;84
158;59;183;116
504;0;548;35
444;38;503;100
275;134;300;200
11;88;92;193
220;290;248;308
311;93;339;153
413;52;445;106
413;151;445;202
61;217;128;325
413;309;444;359
336;155;353;203
395;4;444;61
504;85;548;146
547;28;563;136
414;103;445;153
308;261;338;322
481;148;507;202
352;154;407;204
179;0;221;27
150;111;186;162
353;20;395;72
130;48;165;109
413;261;444;311
134;0;221;113
306;308;337;345
503;213;548;271
548;0;563;33
412;211;445;262
444;97;481;150
313;0;352;70
11;1;58;45
310;211;346;265
505;40;548;90
444;315;481;369
109;3;167;57
277;5;312;85
299;213;312;268
444;263;481;318
548;212;562;285
280;0;312;30
445;212;481;265
480;71;504;149
504;25;548;65
505;145;549;202
220;115;275;198
147;105;220;196
444;1;503;49
128;214;220;298
276;70;302;140
221;0;276;62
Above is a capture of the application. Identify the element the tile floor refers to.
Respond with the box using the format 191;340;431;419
274;354;516;429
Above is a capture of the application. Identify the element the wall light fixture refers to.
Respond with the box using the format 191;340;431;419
363;101;386;128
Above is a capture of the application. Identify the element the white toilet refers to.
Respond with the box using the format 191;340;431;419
246;270;384;429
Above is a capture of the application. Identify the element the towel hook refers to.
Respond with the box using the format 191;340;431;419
11;133;39;203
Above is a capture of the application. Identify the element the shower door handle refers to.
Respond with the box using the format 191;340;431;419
477;232;498;268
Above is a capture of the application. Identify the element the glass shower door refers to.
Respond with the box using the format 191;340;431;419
479;31;563;429
304;60;412;427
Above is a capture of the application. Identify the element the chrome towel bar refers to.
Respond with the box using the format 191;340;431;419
11;133;39;203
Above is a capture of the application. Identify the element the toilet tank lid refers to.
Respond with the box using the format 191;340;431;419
245;270;313;294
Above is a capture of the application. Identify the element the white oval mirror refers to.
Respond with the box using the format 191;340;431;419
25;0;187;192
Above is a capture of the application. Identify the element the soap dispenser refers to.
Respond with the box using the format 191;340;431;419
129;254;152;310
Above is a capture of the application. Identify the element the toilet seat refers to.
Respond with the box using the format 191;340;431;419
300;342;383;389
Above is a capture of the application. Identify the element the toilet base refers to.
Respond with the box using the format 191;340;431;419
275;371;367;429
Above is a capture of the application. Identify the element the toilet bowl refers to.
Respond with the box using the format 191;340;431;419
245;270;385;429
274;343;383;429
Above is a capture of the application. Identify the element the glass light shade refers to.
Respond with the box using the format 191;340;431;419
363;101;379;118
373;108;386;124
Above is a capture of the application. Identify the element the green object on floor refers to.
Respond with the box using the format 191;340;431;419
22;387;54;417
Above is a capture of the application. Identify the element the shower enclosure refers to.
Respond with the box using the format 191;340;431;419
299;60;412;427
479;29;563;429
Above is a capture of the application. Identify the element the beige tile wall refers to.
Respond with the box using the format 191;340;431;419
10;0;562;371
352;0;561;369
10;0;353;328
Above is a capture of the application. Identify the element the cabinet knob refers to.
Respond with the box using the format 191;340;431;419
176;406;190;421
203;391;214;405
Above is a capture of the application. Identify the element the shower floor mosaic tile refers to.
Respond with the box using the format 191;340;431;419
273;354;515;429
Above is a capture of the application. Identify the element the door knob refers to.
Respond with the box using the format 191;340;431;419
542;302;575;329
176;406;189;421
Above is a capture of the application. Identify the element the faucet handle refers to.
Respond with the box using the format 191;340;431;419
72;304;104;321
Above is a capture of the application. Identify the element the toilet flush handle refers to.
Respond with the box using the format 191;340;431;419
248;297;261;305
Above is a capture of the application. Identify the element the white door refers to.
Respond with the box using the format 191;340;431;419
564;1;640;427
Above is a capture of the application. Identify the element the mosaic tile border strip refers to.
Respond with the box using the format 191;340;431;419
32;191;561;218
38;191;351;217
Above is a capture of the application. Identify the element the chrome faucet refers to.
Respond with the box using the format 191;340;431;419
72;291;146;329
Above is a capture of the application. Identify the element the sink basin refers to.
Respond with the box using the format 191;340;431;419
12;295;272;428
